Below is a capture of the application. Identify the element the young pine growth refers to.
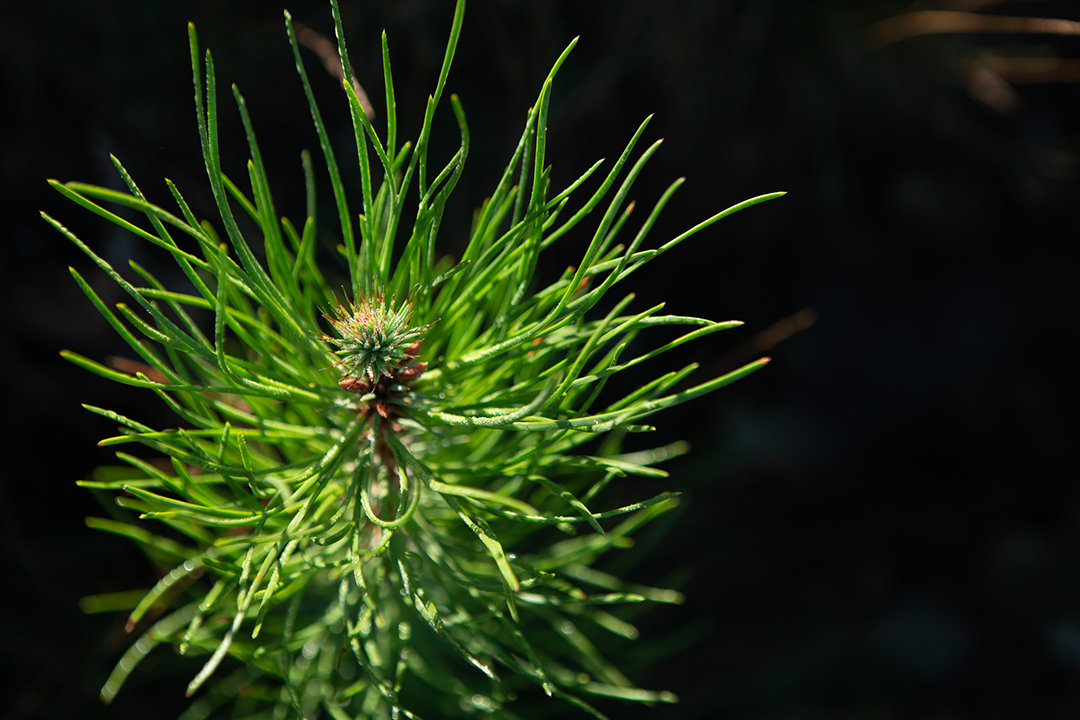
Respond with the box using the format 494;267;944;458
326;295;430;422
50;1;782;717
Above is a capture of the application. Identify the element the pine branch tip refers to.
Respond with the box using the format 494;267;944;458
56;7;781;714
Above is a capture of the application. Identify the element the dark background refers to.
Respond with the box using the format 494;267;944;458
3;0;1078;718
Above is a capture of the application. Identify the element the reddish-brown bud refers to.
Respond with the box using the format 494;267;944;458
339;376;372;394
395;361;427;381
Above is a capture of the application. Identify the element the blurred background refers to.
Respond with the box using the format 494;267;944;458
3;0;1078;717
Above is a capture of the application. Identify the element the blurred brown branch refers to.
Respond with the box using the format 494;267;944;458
979;56;1080;84
717;307;817;373
870;11;1080;49
296;22;376;119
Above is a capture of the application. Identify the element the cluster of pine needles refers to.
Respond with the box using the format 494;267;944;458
48;0;781;717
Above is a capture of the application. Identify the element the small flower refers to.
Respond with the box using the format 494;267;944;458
324;294;428;382
324;294;429;423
